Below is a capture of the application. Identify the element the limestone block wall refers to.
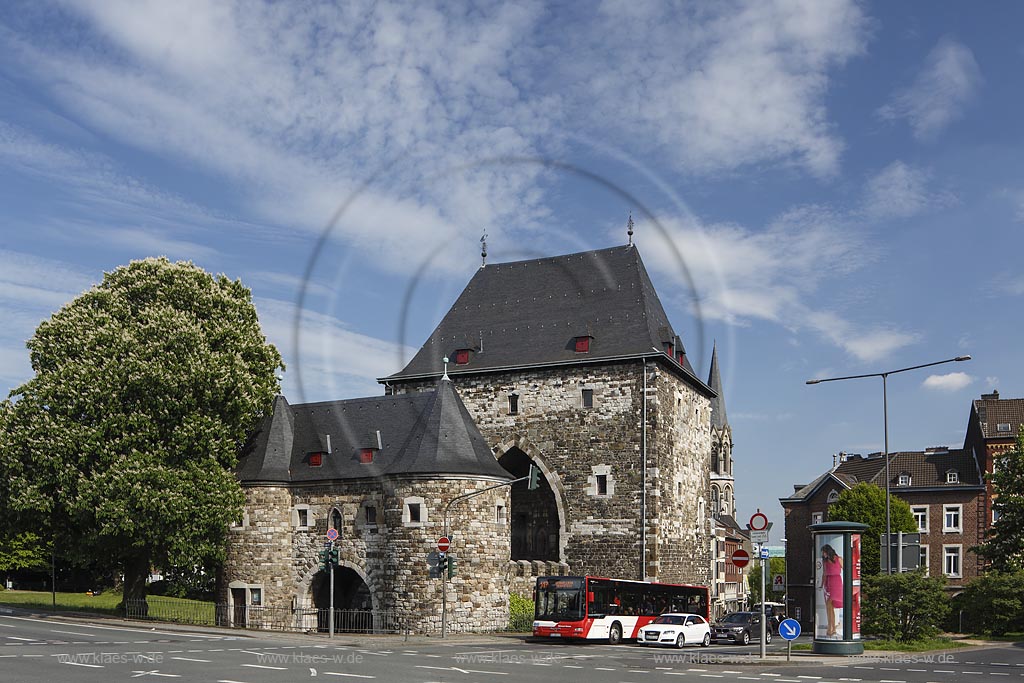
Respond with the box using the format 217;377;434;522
225;476;511;634
647;365;713;585
393;358;713;587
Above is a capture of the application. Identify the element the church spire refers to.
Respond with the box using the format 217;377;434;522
627;212;634;246
708;342;728;429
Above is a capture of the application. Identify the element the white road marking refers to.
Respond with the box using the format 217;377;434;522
241;663;287;670
238;650;265;656
171;656;212;663
130;672;180;678
50;630;93;637
64;661;104;668
323;673;376;679
7;636;36;641
664;673;688;677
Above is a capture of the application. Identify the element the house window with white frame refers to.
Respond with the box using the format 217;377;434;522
812;511;823;525
402;496;427;526
946;470;959;484
898;473;911;487
912;506;928;533
943;504;962;532
943;545;961;577
827;489;840;503
919;545;929;576
294;505;312;529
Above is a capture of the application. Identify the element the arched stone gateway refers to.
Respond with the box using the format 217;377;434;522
496;441;566;563
310;565;373;633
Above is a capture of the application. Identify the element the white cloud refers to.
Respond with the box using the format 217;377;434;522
255;296;416;402
576;0;869;176
878;38;982;140
922;372;974;392
638;207;916;362
862;161;952;220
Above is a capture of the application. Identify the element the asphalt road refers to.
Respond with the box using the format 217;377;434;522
2;611;1022;683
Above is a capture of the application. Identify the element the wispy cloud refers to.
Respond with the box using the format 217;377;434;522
638;206;916;362
878;37;982;140
861;161;953;220
922;372;974;392
574;0;869;176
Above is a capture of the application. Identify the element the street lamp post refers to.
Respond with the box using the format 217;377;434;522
806;355;971;574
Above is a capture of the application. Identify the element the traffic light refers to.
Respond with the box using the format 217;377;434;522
527;464;540;490
447;554;457;579
318;548;330;572
329;546;339;566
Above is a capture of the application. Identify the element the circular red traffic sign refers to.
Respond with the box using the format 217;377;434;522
326;528;339;541
731;548;750;568
437;536;451;553
749;512;769;531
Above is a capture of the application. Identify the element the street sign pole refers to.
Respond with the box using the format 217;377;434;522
760;550;766;660
329;541;335;639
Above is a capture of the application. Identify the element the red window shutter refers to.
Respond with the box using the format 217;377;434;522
359;448;375;464
575;337;590;353
309;453;323;467
665;343;674;357
455;349;470;365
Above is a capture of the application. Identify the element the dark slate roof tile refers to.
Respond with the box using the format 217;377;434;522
973;394;1024;439
384;245;710;395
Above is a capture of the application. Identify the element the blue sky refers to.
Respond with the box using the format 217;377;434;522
1;1;1022;531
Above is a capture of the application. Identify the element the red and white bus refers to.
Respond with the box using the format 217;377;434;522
532;575;710;643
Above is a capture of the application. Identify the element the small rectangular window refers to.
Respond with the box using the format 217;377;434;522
297;509;309;528
309;452;323;467
582;388;594;409
944;546;961;577
944;505;961;532
596;474;608;496
360;448;375;464
812;512;823;524
898;474;911;487
365;505;377;525
575;337;590;353
912;506;928;533
496;504;507;524
508;393;519;415
408;503;421;523
997;423;1011;432
946;471;959;484
919;546;929;576
455;349;470;365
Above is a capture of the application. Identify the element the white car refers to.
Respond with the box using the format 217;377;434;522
636;613;712;648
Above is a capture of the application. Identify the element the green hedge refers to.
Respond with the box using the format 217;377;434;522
509;593;534;632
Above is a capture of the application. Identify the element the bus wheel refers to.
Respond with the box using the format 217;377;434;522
609;623;623;645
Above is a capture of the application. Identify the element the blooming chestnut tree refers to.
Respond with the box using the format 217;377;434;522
0;258;283;605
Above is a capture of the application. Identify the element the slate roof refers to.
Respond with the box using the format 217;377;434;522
708;343;728;429
780;449;982;504
972;391;1024;439
383;245;713;396
237;380;512;483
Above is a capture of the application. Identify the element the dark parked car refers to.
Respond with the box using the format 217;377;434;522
712;611;772;645
750;602;786;634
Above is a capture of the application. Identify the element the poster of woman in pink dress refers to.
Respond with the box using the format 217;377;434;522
814;533;844;639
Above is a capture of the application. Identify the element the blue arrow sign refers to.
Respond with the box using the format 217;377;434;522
779;618;801;641
759;547;770;559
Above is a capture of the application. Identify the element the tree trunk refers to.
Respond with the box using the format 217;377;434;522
122;553;150;616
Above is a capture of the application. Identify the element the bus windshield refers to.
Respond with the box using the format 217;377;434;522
535;577;585;621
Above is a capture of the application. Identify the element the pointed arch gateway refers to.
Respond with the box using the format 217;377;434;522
495;438;567;563
301;562;375;633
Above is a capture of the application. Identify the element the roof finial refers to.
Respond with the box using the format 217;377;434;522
480;233;488;268
442;356;450;381
627;212;634;246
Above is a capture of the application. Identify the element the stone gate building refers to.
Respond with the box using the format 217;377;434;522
223;242;724;632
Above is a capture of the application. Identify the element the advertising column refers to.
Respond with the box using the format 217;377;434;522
810;521;866;655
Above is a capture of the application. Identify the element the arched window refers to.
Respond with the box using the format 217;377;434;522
710;486;720;514
330;508;343;533
827;489;840;503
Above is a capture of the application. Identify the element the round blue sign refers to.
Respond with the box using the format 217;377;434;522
326;528;339;541
779;618;801;640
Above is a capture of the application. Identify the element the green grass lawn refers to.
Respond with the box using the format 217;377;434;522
0;589;215;623
792;637;972;652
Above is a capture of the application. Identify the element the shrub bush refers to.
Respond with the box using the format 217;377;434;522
509;593;534;632
861;571;948;641
951;572;1024;636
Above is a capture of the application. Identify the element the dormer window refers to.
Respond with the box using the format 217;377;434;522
455;349;471;365
664;342;674;357
997;423;1011;433
898;474;911;487
359;448;376;464
946;470;959;484
308;452;324;467
574;336;591;353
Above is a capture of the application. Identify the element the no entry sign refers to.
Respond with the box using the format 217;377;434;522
731;548;750;568
437;536;451;553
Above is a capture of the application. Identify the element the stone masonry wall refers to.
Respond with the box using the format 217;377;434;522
393;359;712;587
224;476;511;634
